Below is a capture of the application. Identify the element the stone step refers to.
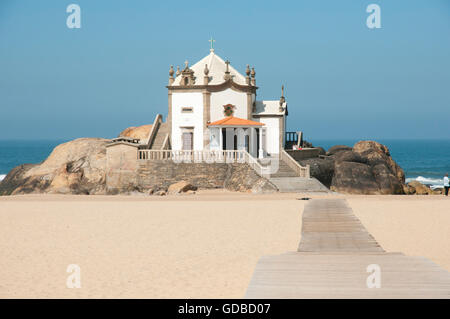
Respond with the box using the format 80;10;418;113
269;177;330;193
149;123;169;150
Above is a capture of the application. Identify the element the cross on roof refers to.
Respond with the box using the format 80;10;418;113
209;37;215;51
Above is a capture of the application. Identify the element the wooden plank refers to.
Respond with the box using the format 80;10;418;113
245;253;450;298
298;199;384;253
245;199;450;298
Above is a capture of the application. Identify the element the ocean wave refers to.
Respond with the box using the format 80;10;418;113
405;176;444;189
0;174;6;182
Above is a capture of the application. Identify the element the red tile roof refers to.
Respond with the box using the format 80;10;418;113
207;116;264;127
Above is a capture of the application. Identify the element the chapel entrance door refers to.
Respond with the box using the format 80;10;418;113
182;132;193;150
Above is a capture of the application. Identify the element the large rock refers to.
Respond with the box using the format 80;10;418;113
371;163;404;194
167;181;197;194
119;124;152;140
332;150;366;164
326;145;352;156
331;162;381;194
225;163;277;193
0;138;108;195
353;141;405;183
298;157;335;188
310;140;407;194
407;181;433;195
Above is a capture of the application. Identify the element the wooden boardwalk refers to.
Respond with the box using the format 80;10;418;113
246;199;450;298
298;199;384;253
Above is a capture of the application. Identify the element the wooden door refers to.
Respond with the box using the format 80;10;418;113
182;132;193;150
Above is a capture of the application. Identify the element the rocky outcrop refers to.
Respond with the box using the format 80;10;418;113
225;163;277;193
119;124;152;140
406;181;443;195
298;157;335;188
331;161;380;194
168;181;197;194
0;138;108;195
329;141;406;194
297;141;406;195
326;145;352;156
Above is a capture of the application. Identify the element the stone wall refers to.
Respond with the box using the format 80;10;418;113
106;143;277;194
137;161;230;190
286;148;320;160
137;161;277;193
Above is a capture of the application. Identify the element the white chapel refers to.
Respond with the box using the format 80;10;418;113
167;46;288;159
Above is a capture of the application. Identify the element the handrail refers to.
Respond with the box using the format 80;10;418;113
242;150;269;177
161;133;170;150
142;114;163;149
281;149;310;178
137;149;270;177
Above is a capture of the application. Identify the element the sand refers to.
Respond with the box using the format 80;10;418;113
0;191;449;298
0;191;303;298
348;196;450;272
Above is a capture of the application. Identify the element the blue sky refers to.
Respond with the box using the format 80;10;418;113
0;0;449;140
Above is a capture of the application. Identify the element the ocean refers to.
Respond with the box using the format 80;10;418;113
0;139;449;189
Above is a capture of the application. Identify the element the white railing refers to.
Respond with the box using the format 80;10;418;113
281;149;310;178
137;150;269;177
242;151;268;177
138;150;245;163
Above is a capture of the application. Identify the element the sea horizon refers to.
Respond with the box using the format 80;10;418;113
1;138;449;189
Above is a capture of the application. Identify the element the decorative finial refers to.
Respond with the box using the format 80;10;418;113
209;37;215;52
204;64;209;75
176;66;181;76
168;65;175;85
184;60;189;69
224;60;231;80
245;64;250;76
279;84;286;109
251;67;256;85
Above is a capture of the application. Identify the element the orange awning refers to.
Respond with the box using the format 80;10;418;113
207;116;264;127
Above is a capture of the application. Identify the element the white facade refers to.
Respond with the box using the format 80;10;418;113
168;50;287;157
210;89;250;121
171;92;205;151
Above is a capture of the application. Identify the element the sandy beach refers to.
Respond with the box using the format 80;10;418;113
0;191;448;298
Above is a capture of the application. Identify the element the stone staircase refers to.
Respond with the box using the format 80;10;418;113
149;123;169;150
267;158;298;178
262;156;330;193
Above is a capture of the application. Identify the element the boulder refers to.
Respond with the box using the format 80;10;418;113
167;181;197;194
371;163;404;194
353;141;405;183
298;157;335;188
0;164;42;195
0;138;108;195
407;181;433;195
326;145;352;156
316;147;326;156
403;184;416;195
333;150;366;164
224;163;277;193
119;124;152;140
331;161;381;194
